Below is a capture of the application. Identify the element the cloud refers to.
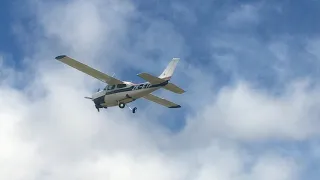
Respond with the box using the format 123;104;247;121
306;37;320;61
171;2;197;25
225;3;260;27
245;154;299;180
182;79;320;142
1;0;320;180
0;84;41;180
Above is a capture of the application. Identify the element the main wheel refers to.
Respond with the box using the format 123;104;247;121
119;103;125;108
132;107;137;113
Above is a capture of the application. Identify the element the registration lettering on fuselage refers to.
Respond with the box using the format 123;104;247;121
132;83;152;91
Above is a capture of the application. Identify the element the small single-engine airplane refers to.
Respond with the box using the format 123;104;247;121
55;55;185;113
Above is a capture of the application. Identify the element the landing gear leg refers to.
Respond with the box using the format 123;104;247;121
132;107;137;113
128;106;137;113
125;94;137;113
95;104;107;112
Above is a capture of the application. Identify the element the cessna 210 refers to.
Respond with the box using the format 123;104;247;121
55;55;185;113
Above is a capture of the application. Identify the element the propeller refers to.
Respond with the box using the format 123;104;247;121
95;104;100;112
84;97;100;112
85;88;103;112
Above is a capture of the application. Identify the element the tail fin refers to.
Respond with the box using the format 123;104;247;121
137;57;185;94
137;73;186;94
159;58;180;80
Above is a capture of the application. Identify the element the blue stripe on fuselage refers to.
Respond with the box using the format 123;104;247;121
93;80;168;106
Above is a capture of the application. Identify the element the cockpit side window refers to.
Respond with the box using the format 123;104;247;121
116;84;127;89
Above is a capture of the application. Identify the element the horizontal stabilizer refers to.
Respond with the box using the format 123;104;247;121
143;93;181;108
137;72;165;84
164;83;185;94
137;73;185;94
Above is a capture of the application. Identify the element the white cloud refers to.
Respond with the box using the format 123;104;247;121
0;87;41;180
1;0;319;180
245;154;299;180
182;80;320;142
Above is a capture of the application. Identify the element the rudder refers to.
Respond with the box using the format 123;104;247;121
158;58;180;80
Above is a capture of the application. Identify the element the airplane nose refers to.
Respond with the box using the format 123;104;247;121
93;95;105;105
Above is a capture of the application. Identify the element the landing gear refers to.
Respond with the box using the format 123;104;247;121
118;102;125;108
118;100;137;113
129;106;137;113
95;105;107;112
95;104;101;112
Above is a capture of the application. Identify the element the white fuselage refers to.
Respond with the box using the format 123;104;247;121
91;81;167;108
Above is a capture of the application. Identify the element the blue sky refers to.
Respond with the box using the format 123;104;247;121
5;0;320;88
1;0;320;179
3;0;320;82
0;1;18;62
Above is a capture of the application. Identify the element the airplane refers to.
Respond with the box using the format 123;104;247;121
55;55;185;113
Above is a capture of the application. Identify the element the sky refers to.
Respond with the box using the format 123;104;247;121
1;0;320;179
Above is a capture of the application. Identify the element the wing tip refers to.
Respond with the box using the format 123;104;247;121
137;72;146;76
55;55;67;60
169;105;181;108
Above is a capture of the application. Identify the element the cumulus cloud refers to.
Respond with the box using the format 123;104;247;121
182;80;320;142
1;0;319;180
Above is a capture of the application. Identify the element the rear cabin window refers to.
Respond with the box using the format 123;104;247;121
104;85;115;91
117;84;127;89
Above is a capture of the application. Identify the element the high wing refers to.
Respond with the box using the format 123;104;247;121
143;93;181;108
55;55;123;85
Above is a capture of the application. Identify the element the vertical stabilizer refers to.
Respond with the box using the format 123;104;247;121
158;58;180;80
